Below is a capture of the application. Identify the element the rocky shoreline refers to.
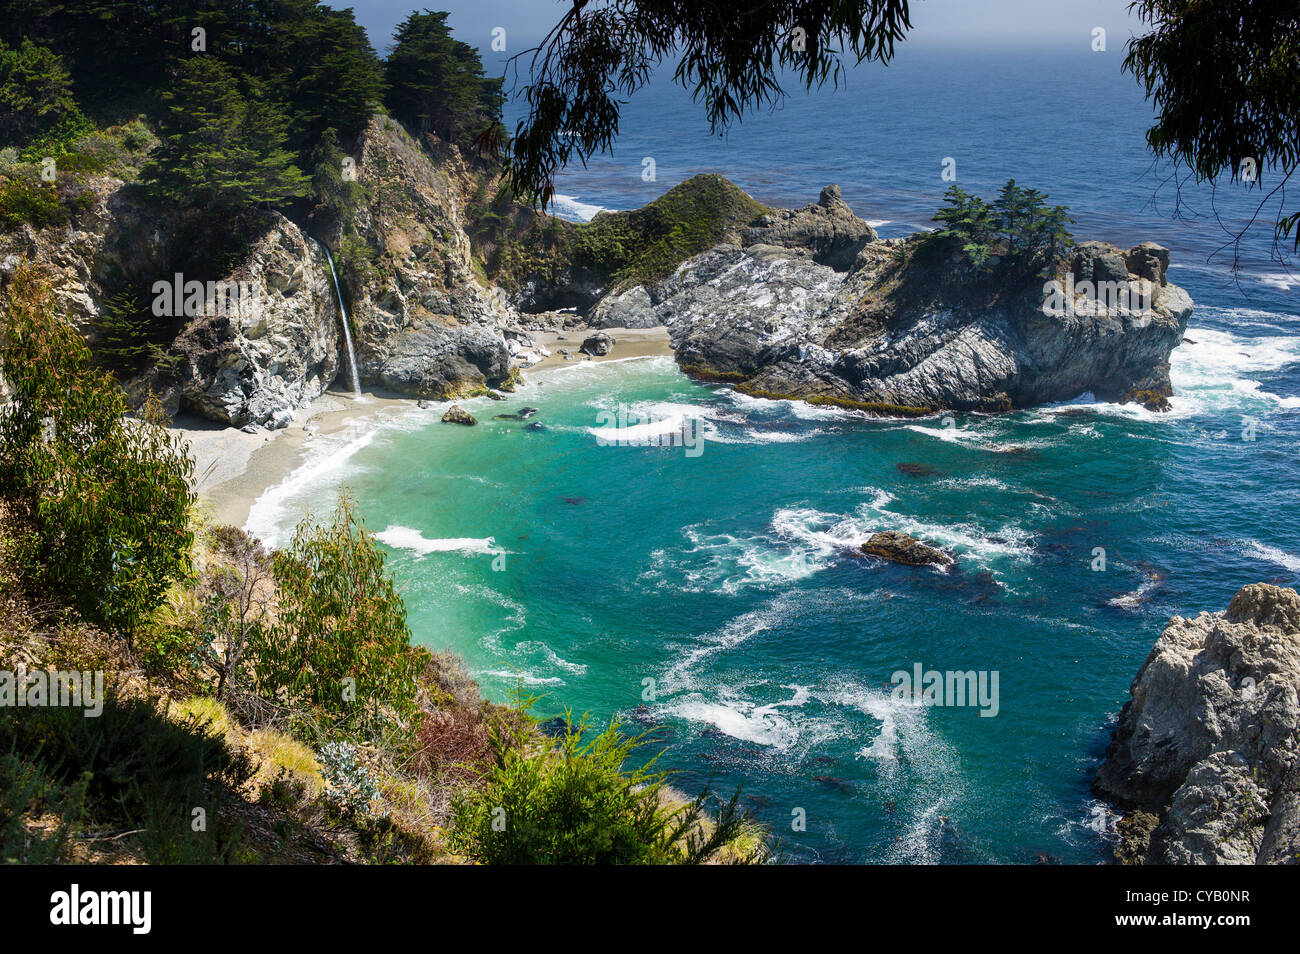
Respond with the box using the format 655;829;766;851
3;117;1194;431
1094;584;1300;865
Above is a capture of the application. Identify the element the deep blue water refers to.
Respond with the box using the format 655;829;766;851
249;44;1299;863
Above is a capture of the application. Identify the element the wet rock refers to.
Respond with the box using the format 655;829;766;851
441;404;477;426
859;530;954;566
896;462;940;478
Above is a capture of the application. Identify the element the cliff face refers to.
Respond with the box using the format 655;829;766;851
338;116;517;399
582;185;1192;413
1093;584;1300;865
1;114;527;428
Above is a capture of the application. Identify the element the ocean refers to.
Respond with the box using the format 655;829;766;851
245;44;1300;863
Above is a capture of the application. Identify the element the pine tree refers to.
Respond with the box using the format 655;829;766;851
142;57;309;213
0;37;84;151
385;11;504;146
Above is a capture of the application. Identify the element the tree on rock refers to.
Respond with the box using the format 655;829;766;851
385;10;504;146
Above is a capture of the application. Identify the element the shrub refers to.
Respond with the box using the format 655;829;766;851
0;177;65;230
245;492;419;735
0;748;87;863
319;741;378;819
449;714;760;865
0;264;195;637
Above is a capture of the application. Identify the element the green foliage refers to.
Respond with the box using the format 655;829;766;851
931;179;1073;277
0;37;85;154
309;126;365;225
246;492;419;736
449;711;761;865
481;174;769;292
0;747;87;863
142;57;309;214
1125;0;1300;249
0;176;64;229
497;0;913;205
89;290;175;375
385;11;504;147
318;740;378;819
0;265;196;636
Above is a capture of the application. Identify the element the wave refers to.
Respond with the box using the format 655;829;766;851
661;593;804;692
550;193;610;222
243;421;390;547
374;525;502;556
1170;328;1300;413
774;493;1034;568
660;684;811;749
1239;539;1300;574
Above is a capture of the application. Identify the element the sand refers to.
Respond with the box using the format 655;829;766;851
175;326;674;533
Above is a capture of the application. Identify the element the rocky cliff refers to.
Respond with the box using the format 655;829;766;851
1093;584;1300;864
580;184;1193;413
1;114;527;428
4;134;1193;426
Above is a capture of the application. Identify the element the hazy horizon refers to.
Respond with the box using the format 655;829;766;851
348;0;1149;60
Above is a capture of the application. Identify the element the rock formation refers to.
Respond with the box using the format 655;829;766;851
1093;584;1300;864
441;404;477;426
859;531;954;567
574;184;1192;414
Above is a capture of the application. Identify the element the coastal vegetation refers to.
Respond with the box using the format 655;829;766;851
471;173;771;294
0;263;763;865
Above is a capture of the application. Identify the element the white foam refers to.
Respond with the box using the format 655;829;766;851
374;525;502;556
478;669;564;686
1240;539;1300;574
661;685;810;749
661;594;801;691
1170;327;1300;414
550;193;609;223
244;421;389;547
1106;573;1162;609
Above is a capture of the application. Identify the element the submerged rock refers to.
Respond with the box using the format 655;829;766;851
859;531;954;566
1093;583;1300;864
441;404;477;426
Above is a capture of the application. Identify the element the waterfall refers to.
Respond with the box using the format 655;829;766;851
320;245;362;398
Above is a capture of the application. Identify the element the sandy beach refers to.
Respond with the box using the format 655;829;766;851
176;326;674;534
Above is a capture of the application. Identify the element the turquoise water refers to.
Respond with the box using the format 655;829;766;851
247;45;1300;863
246;321;1300;863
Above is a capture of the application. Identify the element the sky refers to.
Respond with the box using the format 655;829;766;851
348;0;1149;57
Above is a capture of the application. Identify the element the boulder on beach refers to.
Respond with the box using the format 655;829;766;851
580;332;615;356
441;404;477;426
859;530;954;566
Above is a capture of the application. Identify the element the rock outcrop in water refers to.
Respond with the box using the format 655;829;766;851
577;184;1192;414
859;531;954;567
1093;584;1300;864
